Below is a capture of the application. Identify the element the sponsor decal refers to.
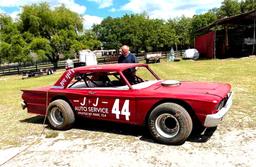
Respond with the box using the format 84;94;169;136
59;69;75;87
75;97;130;120
76;97;109;118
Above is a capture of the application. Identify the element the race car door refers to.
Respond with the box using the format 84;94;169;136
66;71;136;124
83;88;136;124
64;87;136;124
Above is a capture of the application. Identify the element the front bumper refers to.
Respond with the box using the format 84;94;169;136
204;92;233;127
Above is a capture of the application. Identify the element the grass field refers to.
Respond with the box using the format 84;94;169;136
0;57;255;148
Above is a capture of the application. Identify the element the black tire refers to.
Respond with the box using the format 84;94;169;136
47;99;75;130
148;102;192;145
146;59;149;64
157;59;160;63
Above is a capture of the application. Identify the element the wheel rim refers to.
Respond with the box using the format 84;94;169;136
50;106;64;125
155;113;180;138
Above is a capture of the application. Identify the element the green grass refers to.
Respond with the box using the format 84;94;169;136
0;71;63;148
0;57;256;148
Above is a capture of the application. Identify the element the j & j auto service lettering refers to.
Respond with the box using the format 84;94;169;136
75;97;131;120
75;97;109;118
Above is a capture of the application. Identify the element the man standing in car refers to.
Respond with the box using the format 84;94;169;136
118;45;138;84
118;45;138;63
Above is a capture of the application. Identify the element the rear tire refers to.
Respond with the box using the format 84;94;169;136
148;102;192;145
47;99;75;130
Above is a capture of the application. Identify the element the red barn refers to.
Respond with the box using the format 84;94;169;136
195;10;256;59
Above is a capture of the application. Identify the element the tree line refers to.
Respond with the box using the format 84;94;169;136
93;0;255;52
0;0;255;67
0;3;100;68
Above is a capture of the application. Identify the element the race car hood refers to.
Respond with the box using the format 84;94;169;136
152;80;231;99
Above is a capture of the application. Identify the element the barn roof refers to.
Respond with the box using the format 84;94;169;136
196;9;256;33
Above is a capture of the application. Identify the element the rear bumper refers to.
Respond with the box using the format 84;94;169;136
204;92;233;127
21;101;27;110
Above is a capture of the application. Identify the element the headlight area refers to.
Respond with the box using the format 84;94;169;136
216;98;227;111
215;92;232;111
204;92;233;127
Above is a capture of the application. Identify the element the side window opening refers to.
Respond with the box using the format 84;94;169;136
68;72;126;89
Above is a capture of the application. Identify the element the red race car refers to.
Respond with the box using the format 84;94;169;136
21;63;233;144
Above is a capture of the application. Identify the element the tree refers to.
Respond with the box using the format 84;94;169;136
0;14;31;64
19;3;84;68
79;30;101;50
191;11;217;34
93;16;121;49
166;20;179;50
93;14;177;52
1;3;101;66
69;30;102;57
217;0;241;18
9;34;30;63
0;14;13;63
0;42;11;64
29;37;52;61
240;0;256;13
172;16;193;49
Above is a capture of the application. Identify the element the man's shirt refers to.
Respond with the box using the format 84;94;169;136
118;53;138;63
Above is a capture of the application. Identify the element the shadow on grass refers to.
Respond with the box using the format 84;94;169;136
20;115;45;124
20;116;216;145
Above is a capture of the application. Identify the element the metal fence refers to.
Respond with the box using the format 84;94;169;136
0;60;66;76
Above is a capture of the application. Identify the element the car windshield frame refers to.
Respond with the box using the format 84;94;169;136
120;65;160;89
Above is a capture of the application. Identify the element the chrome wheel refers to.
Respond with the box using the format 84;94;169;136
155;113;180;138
50;106;64;125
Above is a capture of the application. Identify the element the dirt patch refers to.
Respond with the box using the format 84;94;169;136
0;128;255;167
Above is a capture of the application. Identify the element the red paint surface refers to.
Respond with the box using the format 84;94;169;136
195;31;215;59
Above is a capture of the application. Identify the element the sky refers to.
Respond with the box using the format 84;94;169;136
0;0;224;29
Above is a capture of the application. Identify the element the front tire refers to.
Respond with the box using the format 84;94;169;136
148;103;192;145
47;99;75;130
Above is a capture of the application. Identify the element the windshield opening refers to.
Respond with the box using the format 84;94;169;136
122;66;159;85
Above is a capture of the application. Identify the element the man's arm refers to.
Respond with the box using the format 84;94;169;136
132;54;138;63
118;56;123;63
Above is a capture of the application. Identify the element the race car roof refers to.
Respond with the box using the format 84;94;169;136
74;63;147;73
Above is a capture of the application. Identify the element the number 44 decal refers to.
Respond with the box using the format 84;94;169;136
111;99;130;121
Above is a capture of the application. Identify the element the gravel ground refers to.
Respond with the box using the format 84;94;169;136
0;125;255;167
